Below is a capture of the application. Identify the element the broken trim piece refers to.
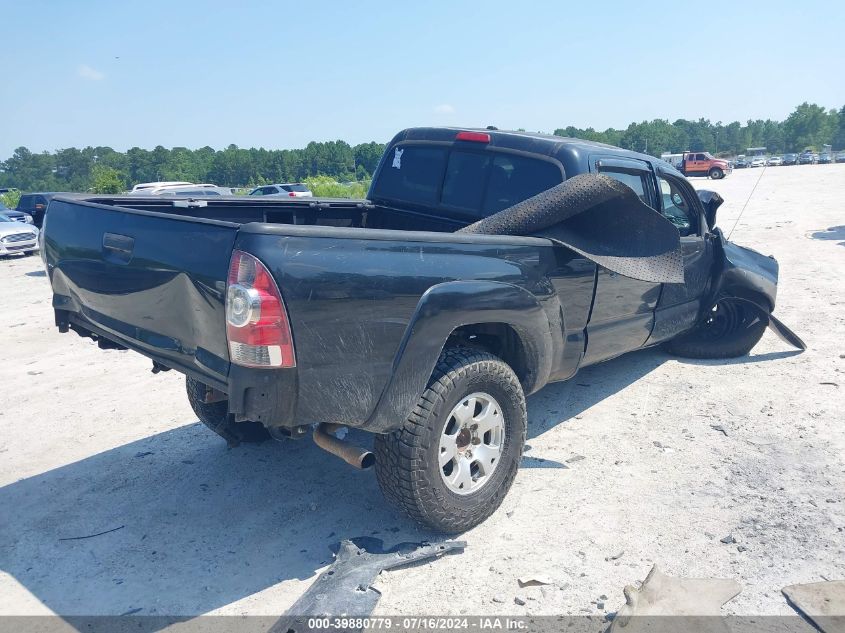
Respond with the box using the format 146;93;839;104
270;537;466;633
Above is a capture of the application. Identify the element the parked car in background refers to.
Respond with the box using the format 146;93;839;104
249;183;313;197
661;152;730;179
0;201;34;225
130;181;193;194
734;157;750;168
155;188;225;196
0;212;39;257
798;151;817;165
129;183;233;196
750;156;767;168
16;192;71;227
836;152;845;163
818;153;832;164
767;156;783;166
782;153;799;166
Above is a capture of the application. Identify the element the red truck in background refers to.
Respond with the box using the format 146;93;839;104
661;151;731;179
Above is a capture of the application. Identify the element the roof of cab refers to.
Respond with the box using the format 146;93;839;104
388;127;683;179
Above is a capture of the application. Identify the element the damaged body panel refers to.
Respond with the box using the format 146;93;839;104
271;538;465;632
43;126;804;533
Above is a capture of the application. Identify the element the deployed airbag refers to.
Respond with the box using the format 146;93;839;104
458;173;684;283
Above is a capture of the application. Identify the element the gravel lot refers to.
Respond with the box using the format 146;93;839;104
0;164;843;621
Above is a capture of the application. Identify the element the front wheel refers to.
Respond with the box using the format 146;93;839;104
666;299;767;359
374;347;526;533
709;167;724;179
185;376;270;445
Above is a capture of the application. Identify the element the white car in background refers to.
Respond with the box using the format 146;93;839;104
750;156;767;168
130;181;193;194
129;182;234;196
249;183;313;197
0;213;40;257
767;156;783;166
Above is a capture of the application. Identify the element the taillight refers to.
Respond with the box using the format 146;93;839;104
288;191;296;197
455;131;491;143
226;250;295;368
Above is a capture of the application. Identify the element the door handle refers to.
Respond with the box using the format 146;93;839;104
102;232;135;264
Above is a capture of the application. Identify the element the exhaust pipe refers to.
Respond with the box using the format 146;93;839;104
313;423;375;470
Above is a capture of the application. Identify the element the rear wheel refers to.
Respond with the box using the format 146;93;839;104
374;347;526;533
709;167;724;180
185;376;270;445
666;299;767;359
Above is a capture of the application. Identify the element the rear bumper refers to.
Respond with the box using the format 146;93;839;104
60;309;299;429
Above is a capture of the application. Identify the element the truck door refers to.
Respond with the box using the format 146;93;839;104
690;153;708;175
646;171;714;344
582;157;662;365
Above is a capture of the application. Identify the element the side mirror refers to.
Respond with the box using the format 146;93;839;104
697;190;723;230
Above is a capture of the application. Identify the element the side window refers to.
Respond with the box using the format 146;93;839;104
250;188;265;196
483;154;563;214
18;196;33;210
441;151;491;211
658;176;697;236
598;168;654;208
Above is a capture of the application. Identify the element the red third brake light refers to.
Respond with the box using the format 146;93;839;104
226;250;295;368
455;131;491;143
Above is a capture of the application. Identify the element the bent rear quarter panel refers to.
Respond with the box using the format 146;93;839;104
236;226;583;428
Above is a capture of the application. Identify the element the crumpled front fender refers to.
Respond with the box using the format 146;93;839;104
707;229;805;350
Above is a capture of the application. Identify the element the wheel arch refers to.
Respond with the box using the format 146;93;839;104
363;280;553;433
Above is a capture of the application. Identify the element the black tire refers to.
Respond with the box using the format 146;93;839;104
709;167;724;180
185;376;270;445
374;347;526;533
666;299;767;359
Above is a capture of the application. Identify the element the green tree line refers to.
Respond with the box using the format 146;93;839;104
555;102;844;158
1;102;842;195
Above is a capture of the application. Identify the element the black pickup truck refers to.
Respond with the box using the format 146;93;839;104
42;127;802;532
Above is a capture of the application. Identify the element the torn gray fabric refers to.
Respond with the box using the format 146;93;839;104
458;173;684;283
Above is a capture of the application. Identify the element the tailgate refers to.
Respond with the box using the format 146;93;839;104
45;198;238;386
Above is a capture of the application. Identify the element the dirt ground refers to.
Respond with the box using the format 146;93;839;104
0;164;843;622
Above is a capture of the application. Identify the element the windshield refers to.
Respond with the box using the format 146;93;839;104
0;202;8;211
0;213;12;222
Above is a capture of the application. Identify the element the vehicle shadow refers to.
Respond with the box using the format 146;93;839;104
810;225;845;246
525;346;668;440
0;423;423;621
524;346;801;440
25;270;46;277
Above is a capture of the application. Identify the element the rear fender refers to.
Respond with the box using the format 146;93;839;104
363;280;553;433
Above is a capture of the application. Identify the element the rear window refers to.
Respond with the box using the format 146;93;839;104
483;154;563;213
282;184;310;192
372;146;448;206
372;144;562;217
441;151;491;211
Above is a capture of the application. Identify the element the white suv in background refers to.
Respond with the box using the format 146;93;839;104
129;182;234;196
249;183;313;198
